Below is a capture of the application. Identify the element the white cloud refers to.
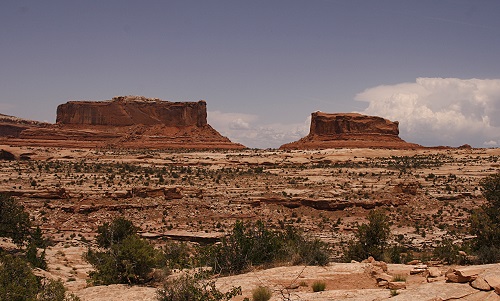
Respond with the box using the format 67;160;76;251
484;140;498;146
208;111;310;148
356;78;500;147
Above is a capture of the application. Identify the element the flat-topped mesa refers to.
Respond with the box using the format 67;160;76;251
310;112;399;136
281;112;421;149
0;96;245;149
56;96;207;127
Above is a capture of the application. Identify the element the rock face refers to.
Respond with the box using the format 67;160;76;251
281;112;421;149
0;96;244;149
56;96;207;127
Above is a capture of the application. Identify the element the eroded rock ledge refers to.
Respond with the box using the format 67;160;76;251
0;96;245;149
281;112;421;149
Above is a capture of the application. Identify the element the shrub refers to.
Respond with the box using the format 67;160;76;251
392;274;406;282
0;193;31;245
25;241;47;269
156;271;241;301
201;221;330;275
252;286;272;301
311;280;326;292
282;226;330;266
432;239;460;264
38;279;81;301
96;217;138;248
344;210;390;262
0;254;39;301
470;172;500;263
85;217;165;285
384;244;406;264
85;234;164;285
475;245;500;264
163;241;192;269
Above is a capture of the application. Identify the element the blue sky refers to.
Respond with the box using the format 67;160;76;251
1;0;499;148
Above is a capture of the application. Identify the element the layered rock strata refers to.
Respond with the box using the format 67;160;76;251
0;96;244;149
280;112;421;149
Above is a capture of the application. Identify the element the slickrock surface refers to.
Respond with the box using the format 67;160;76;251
281;112;421;149
71;263;500;301
0;96;244;149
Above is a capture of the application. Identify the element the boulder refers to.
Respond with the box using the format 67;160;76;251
446;267;483;283
471;276;492;291
484;273;500;295
388;281;407;290
410;265;428;275
427;267;442;278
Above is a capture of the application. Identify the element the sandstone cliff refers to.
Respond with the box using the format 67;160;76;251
56;96;207;127
0;96;245;149
281;112;421;149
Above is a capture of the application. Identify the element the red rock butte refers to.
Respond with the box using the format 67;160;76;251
280;112;422;149
0;96;245;149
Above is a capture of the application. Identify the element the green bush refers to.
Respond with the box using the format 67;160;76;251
0;254;79;301
432;239;461;264
156;271;241;301
0;194;49;270
311;280;326;292
0;193;32;246
344;210;390;262
96;217;138;248
252;286;272;301
392;274;406;282
201;220;329;275
282;226;330;266
25;241;47;269
475;245;500;264
85;217;165;285
163;241;192;269
86;234;164;285
38;279;81;301
470;172;500;263
0;254;39;301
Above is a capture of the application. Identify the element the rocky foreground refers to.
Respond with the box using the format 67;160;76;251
71;260;500;301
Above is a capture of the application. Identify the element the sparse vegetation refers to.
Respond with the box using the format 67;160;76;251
1;146;499;298
470;171;500;263
201;220;329;275
344;210;390;262
0;193;31;246
392;274;407;282
0;254;80;301
156;271;241;301
251;286;272;301
85;217;165;285
311;280;326;292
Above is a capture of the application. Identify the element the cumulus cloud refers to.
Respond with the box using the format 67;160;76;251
356;77;500;147
208;111;310;149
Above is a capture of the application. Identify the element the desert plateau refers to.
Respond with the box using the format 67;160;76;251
1;144;500;300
